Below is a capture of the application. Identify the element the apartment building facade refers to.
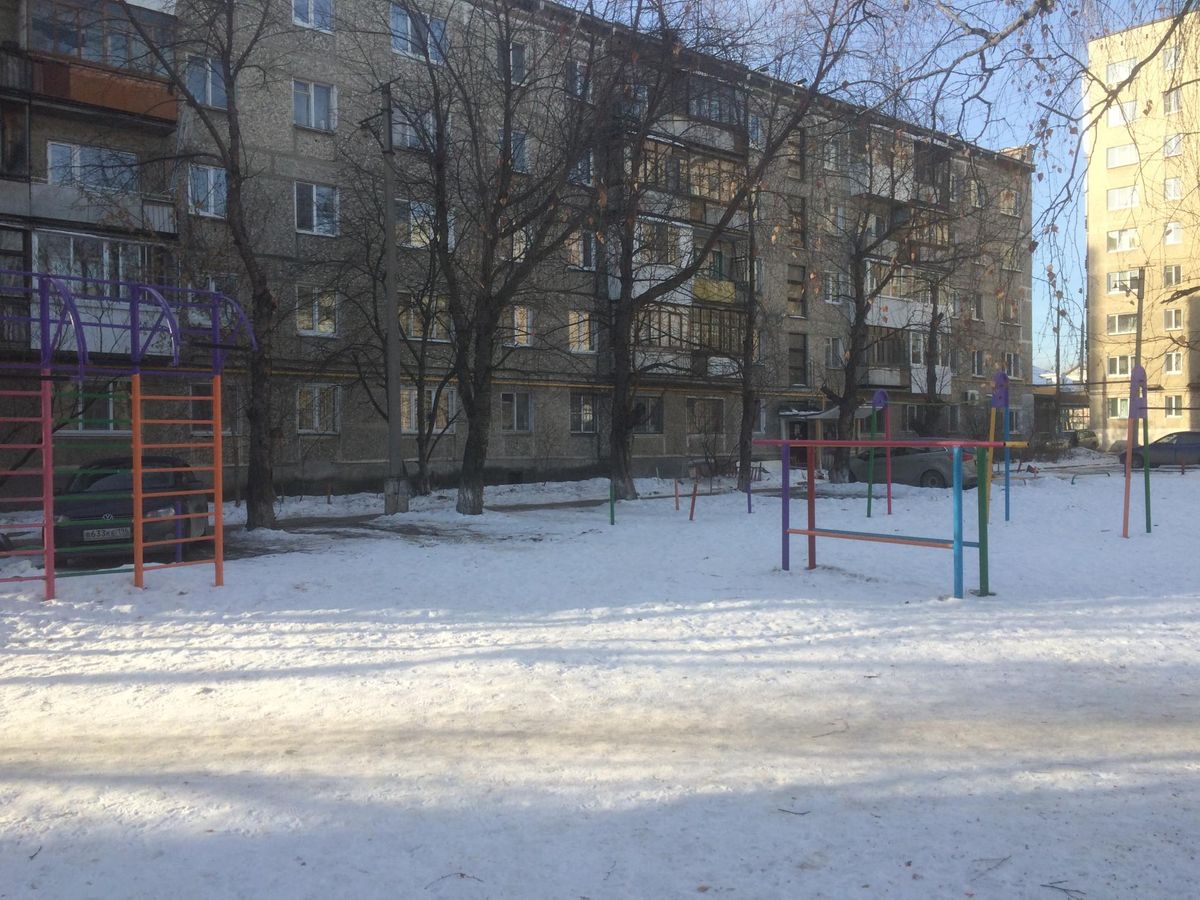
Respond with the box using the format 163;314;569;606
0;0;1034;494
1085;13;1198;449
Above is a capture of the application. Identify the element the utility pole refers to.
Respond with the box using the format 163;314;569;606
381;82;409;514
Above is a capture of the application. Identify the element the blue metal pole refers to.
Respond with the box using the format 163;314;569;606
781;443;790;571
952;447;964;599
1003;406;1012;522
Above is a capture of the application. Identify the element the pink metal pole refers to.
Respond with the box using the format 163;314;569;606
40;368;55;601
806;443;817;570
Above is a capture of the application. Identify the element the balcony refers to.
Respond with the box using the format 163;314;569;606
0;179;176;235
1;47;176;126
693;275;735;303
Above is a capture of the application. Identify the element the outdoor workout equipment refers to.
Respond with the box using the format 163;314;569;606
865;389;892;518
0;270;254;600
755;437;1023;599
1122;365;1151;538
983;372;1014;523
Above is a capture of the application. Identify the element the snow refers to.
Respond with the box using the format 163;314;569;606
2;473;1198;897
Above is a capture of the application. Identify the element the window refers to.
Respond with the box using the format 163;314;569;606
498;39;526;82
1106;143;1139;168
686;398;723;434
632;395;664;434
400;295;450;341
188;164;227;218
754;399;768;435
297;384;339;434
638;305;688;348
822;271;850;303
1106;313;1137;334
823;132;849;172
293;79;336;131
909;332;926;366
1007;409;1021;433
970;179;985;208
1165;308;1183;331
1164;88;1181;115
1107;355;1132;377
1166;395;1184;417
1164;45;1179;70
295;182;338;235
566;59;590;100
568;310;595;352
788;199;807;248
1164;133;1182;158
998;188;1021;216
1165;176;1182;201
788;134;806;182
787;264;807;318
570;151;593;185
1165;351;1183;375
1106;270;1140;294
500;391;532;431
1106;185;1139;210
498;129;528;172
1106;228;1139;252
390;6;446;62
186;57;227;109
823;336;844;369
640;221;683;267
400;386;457;434
392;108;434;150
1106;58;1136;84
31;0;172;74
971;292;984;321
296;285;337;336
56;381;131;433
562;230;594;269
396;199;435;247
294;0;333;31
1165;221;1183;245
788;332;808;385
508;305;533;346
1107;100;1137;127
971;350;985;377
1164;264;1182;288
569;392;596;433
749;115;764;150
1108;396;1129;419
47;142;137;192
1004;352;1024;380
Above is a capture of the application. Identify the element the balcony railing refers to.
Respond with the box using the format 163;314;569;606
0;48;33;92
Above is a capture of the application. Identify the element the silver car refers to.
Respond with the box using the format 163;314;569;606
848;445;979;488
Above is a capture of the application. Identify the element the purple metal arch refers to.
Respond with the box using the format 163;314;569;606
990;371;1009;409
1129;366;1148;420
41;275;89;367
871;389;889;410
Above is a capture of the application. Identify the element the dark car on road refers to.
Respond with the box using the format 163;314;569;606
54;456;211;564
848;444;978;489
1116;432;1200;469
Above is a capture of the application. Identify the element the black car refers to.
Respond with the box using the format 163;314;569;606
1116;432;1200;469
54;456;212;564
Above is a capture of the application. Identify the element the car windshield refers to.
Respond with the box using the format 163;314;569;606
68;469;176;494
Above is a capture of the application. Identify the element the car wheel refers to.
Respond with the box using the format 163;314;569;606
1130;453;1144;469
919;469;947;488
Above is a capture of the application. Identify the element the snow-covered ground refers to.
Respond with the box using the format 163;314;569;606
2;473;1198;898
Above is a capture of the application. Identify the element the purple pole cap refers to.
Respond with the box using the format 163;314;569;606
1129;366;1148;420
991;372;1009;408
871;389;889;410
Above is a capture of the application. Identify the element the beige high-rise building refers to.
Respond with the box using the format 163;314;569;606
1085;14;1198;449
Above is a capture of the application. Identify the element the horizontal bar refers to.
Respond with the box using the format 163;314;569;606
0;390;42;397
0;496;42;504
142;534;214;549
55;515;132;526
142;441;215;450
57;565;135;578
143;511;210;524
143;488;213;499
143;418;211;426
143;465;214;475
0;574;48;584
0;417;45;424
55;541;134;554
787;527;953;550
0;523;44;530
755;438;1011;450
140;394;207;402
0;548;46;557
142;559;215;573
0;443;48;450
0;470;42;478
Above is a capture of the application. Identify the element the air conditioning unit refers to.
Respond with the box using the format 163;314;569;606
963;390;980;404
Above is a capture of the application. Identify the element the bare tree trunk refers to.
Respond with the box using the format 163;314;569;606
456;381;492;515
917;285;944;436
608;299;638;499
244;286;276;529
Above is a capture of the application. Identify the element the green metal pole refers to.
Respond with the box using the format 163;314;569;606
975;447;990;596
1142;417;1152;534
866;410;876;518
609;480;615;526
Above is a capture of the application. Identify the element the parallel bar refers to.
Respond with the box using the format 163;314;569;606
786;528;952;551
132;373;144;589
40;367;54;601
952;447;964;599
143;465;215;475
143;558;214;573
141;534;214;549
142;418;211;426
143;488;213;499
143;511;210;524
754;438;1011;449
0;496;43;504
0;548;48;557
140;394;206;402
143;441;215;450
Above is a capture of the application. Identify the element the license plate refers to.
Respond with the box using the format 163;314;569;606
83;527;131;542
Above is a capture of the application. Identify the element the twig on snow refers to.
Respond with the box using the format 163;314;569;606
425;872;484;890
28;845;42;860
777;808;811;816
1040;881;1086;900
972;855;1011;875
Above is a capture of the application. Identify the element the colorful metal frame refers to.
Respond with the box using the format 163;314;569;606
754;437;1021;599
0;271;254;600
